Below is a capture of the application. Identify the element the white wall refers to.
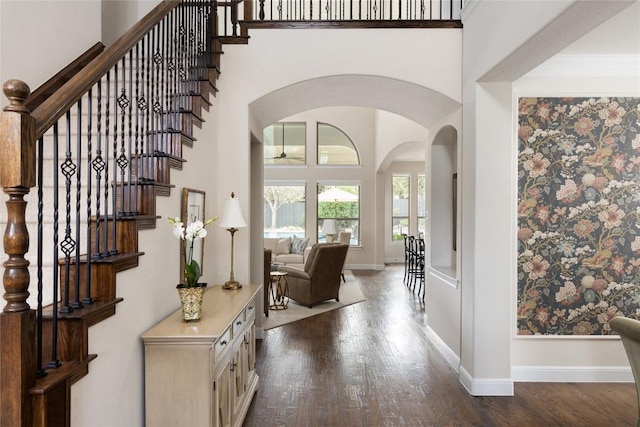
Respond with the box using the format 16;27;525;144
101;1;163;46
461;0;639;395
375;110;429;172
0;0;101;105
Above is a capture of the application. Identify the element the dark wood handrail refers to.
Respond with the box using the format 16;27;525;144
25;42;105;113
31;0;180;139
241;19;463;29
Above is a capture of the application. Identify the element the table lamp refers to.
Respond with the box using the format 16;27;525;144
322;219;338;243
219;192;247;290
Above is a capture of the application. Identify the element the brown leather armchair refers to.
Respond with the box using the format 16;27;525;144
278;243;348;308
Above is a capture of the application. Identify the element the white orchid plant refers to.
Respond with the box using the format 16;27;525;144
169;216;219;287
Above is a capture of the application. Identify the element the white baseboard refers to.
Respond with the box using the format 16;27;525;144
347;263;385;270
512;365;633;383
425;325;460;373
256;327;264;340
384;258;404;263
459;366;514;396
425;326;513;396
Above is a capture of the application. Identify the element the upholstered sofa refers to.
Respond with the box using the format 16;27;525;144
264;236;312;267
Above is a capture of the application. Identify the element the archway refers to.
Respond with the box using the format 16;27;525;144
247;75;461;316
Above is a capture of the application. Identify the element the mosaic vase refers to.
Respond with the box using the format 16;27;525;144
176;283;206;322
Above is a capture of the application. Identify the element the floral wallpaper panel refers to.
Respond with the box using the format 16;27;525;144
517;97;640;335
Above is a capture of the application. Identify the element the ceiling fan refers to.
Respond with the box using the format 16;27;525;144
268;123;305;163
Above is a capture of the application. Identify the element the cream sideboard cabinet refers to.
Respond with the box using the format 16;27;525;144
142;284;261;427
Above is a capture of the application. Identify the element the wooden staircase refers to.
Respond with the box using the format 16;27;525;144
0;0;250;420
31;40;232;426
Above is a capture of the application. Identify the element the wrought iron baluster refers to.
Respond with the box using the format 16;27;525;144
170;7;180;142
127;48;135;215
150;27;158;183
60;111;76;315
153;25;163;163
117;55;130;218
93;78;105;259
72;99;83;309
111;63;119;255
160;17;168;156
48;123;61;369
189;3;198;113
36;135;46;378
144;32;154;184
85;88;94;305
134;42;143;209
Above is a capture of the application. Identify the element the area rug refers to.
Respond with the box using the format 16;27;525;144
262;270;365;330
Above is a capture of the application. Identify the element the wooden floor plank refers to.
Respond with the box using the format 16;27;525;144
244;265;636;426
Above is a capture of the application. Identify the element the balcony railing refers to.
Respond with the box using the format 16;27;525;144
217;0;462;37
251;0;462;21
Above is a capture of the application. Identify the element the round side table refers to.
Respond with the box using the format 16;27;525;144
269;271;289;310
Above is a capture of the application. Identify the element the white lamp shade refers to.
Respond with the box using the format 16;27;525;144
321;219;337;235
218;194;247;228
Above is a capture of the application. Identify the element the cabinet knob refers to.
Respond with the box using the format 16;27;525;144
220;340;227;346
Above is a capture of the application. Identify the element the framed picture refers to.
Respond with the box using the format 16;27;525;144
180;188;206;284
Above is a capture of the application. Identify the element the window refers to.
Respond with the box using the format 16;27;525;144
263;184;306;238
264;123;306;165
392;175;409;241
317;184;359;245
417;174;426;237
317;123;360;165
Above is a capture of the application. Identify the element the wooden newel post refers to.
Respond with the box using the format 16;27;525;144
0;79;37;427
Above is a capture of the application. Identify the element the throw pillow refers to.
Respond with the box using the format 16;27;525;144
275;237;291;255
291;236;310;255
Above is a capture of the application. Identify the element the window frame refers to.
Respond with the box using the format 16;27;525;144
263;182;307;239
263;122;307;166
317;183;360;245
392;174;410;241
316;122;361;166
417;174;426;237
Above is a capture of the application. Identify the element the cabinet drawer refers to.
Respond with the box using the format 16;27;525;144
214;327;231;360
231;312;244;338
245;297;256;322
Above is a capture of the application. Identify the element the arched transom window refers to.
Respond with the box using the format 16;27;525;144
317;123;360;165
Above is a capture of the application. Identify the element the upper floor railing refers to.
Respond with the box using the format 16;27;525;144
250;0;462;21
217;0;462;37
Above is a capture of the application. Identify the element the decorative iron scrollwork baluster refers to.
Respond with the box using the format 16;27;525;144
60;111;77;315
48;122;62;368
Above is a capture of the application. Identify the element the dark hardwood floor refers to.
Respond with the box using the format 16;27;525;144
244;265;636;426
